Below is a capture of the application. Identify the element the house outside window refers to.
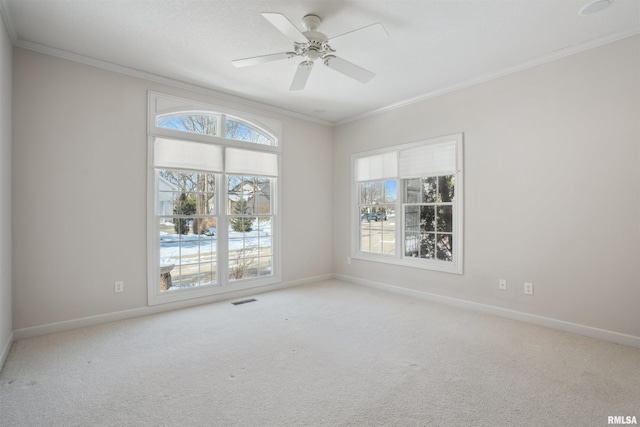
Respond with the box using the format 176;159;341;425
352;134;463;274
147;92;281;305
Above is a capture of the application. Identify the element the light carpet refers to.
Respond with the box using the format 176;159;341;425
1;280;639;426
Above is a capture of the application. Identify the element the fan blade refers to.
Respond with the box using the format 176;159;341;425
323;56;375;83
329;23;388;48
232;52;296;67
290;60;314;91
261;12;309;44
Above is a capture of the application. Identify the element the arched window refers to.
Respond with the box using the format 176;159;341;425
225;116;275;146
157;112;219;137
147;92;281;306
155;111;276;146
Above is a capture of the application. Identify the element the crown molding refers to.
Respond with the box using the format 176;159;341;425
5;2;638;128
0;0;17;43
12;38;333;127
336;28;640;126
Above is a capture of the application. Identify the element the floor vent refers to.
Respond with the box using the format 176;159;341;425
232;298;257;306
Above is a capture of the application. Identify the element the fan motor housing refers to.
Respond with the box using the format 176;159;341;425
302;14;322;31
294;15;336;61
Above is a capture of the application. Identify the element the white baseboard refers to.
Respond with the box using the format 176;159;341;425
1;331;13;373
14;272;637;349
335;274;640;349
13;274;333;341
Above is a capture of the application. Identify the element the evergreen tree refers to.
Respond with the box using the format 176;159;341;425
174;192;196;234
230;198;253;232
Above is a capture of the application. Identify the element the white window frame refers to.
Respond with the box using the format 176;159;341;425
147;92;282;305
351;133;464;274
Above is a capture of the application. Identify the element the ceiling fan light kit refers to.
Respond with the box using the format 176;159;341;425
232;12;387;91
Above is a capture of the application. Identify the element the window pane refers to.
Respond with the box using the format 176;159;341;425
360;183;369;205
229;216;272;281
157;169;218;293
255;178;272;214
384;180;397;204
226;119;275;146
228;176;273;281
437;234;453;261
437;206;453;232
423;177;437;203
401;174;456;264
360;215;373;252
404;232;419;257
361;181;383;205
420;206;435;232
404;205;420;256
159;223;217;291
420;233;436;259
359;180;396;256
370;182;384;204
359;210;393;255
197;233;217;284
159;171;216;217
405;179;421;203
438;175;455;203
228;176;271;216
157;114;218;136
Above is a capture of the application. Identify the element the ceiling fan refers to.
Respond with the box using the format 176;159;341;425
232;13;388;91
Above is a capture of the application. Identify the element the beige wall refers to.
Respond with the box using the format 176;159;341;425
334;36;640;338
12;48;334;330
0;14;13;363
9;35;640;342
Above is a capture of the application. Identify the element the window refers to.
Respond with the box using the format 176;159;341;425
403;175;455;261
226;116;275;146
158;170;217;291
352;134;463;274
157;113;219;137
156;113;276;146
358;180;396;255
227;175;273;280
148;93;281;305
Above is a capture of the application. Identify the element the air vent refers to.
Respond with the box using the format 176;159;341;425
231;298;257;305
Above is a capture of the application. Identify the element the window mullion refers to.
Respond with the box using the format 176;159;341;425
396;178;401;260
220;114;227;139
217;173;229;285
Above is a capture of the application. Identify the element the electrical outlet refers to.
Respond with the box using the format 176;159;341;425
498;279;507;290
347;257;351;265
114;281;124;293
524;282;534;296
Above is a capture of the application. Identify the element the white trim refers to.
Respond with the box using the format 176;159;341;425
351;133;464;274
12;273;640;348
0;0;17;43
336;274;640;349
148;93;284;306
336;29;640;126
350;252;463;274
14;274;332;341
4;10;635;128
148;91;282;152
0;331;13;372
13;39;332;127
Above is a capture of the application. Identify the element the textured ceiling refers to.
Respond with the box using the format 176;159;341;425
1;0;639;123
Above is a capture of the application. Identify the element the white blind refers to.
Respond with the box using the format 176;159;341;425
226;147;278;177
154;138;223;172
398;141;457;178
354;151;398;182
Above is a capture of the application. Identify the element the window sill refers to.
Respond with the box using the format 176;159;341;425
351;252;463;275
148;275;280;306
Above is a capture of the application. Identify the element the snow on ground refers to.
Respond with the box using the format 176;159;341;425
159;220;271;265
